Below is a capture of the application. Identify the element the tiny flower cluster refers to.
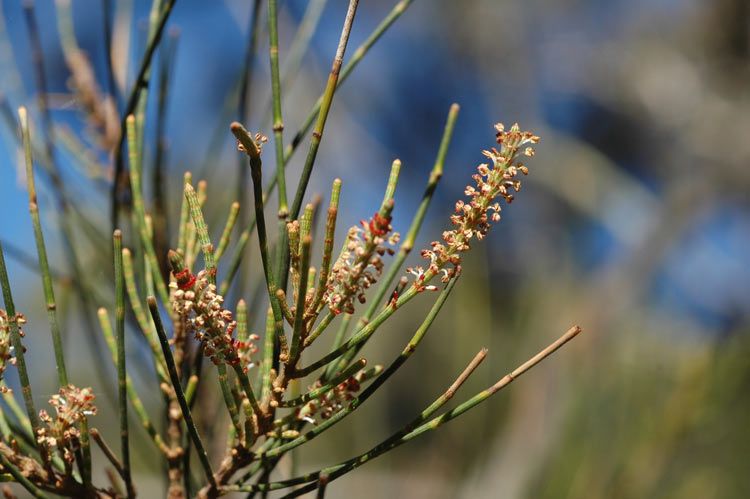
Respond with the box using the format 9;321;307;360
0;310;24;393
324;212;399;315
299;369;371;422
170;263;259;372
37;385;97;463
236;132;268;154
413;123;538;288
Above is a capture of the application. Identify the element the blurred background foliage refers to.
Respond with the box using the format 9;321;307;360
0;0;748;497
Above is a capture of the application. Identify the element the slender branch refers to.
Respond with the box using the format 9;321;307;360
113;230;135;498
0;243;40;440
111;0;178;230
337;103;459;370
90;428;126;483
267;0;288;217
97;308;169;453
125;114;170;307
18;106;68;387
287;0;359;223
219;0;414;296
215;202;241;261
255;277;459;460
148;296;217;489
231;122;288;360
0;453;48;498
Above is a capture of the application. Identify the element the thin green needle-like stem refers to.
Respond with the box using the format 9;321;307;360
218;363;243;438
215;201;240;262
19;106;68;387
283;0;412;164
260;307;275;402
90;428;127;484
286;326;583;496
254;278;458;461
0;453;48;498
236;299;248;342
337;103;459;370
113;230;135;498
97;308;168;453
79;417;93;490
288;0;359;223
232;365;263;425
122;248;168;380
231;123;288;360
125;115;170;307
288;235;311;367
111;0;177;230
184;183;216;282
267;0;288;217
0;243;40;441
177;172;192;254
234;347;486;495
308;179;341;316
219;0;413;296
322;314;352;380
148;296;217;489
280;359;366;408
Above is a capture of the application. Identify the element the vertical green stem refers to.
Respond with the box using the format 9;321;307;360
148;296;217;490
126;114;170;307
288;235;311;367
18;106;68;387
215;201;241;262
0;243;40;440
113;230;135;498
337;103;459;369
267;0;288;217
231;123;288;360
288;0;360;222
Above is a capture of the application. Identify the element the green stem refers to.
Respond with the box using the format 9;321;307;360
280;359;366;408
97;308;168;452
148;296;217;489
219;0;414;296
0;243;40;441
0;453;48;498
231;123;288;360
125;115;170;307
267;0;288;217
287;0;359;223
113;230;135;498
215;201;241;262
255;278;458;460
19;106;68;387
233;347;487;495
337;103;459;369
111;0;177;230
288;235;311;367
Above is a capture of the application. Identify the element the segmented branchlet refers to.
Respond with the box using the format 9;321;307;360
410;123;539;290
324;212;400;315
169;251;259;372
0;310;16;392
36;385;97;464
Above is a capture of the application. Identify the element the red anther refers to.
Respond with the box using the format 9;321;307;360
369;212;391;236
174;268;196;290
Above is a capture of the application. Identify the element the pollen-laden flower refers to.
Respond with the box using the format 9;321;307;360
412;123;538;289
324;210;400;315
0;310;21;393
297;368;374;423
169;252;259;372
36;385;97;463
